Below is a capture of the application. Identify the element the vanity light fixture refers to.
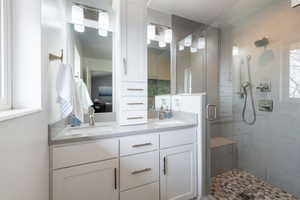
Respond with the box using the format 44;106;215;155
147;24;156;41
164;29;172;43
184;35;192;47
232;46;239;56
179;45;185;51
197;37;205;50
159;40;166;48
72;5;85;33
98;11;109;37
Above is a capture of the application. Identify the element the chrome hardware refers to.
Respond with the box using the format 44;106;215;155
114;168;117;190
131;168;152;175
127;117;144;120
127;103;144;105
132;143;152;148
49;49;63;63
123;58;127;75
127;88;144;91
163;157;167;175
206;104;217;121
88;107;96;126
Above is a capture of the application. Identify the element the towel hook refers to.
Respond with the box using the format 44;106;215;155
49;49;63;62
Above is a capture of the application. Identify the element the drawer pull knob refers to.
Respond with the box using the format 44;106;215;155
127;103;144;105
127;88;144;91
131;168;152;175
127;117;144;120
132;143;152;148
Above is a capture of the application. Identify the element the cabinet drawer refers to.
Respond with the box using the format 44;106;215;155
160;128;197;149
122;82;147;97
52;139;118;169
120;182;159;200
120;110;147;125
120;151;159;191
120;134;158;156
121;97;147;111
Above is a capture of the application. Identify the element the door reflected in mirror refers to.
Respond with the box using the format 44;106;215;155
148;41;171;111
69;24;113;113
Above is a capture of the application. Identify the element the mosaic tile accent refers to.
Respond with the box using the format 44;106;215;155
211;170;298;200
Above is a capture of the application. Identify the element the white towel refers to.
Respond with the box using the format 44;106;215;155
73;78;93;122
56;64;75;119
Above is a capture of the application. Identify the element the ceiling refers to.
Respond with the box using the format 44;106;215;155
73;26;112;60
148;0;276;26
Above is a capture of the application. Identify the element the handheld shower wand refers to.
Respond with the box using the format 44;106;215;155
241;56;256;125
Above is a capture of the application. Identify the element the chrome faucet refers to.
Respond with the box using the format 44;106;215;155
88;107;96;126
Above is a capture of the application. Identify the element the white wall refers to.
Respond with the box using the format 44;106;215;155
43;0;68;124
0;0;49;200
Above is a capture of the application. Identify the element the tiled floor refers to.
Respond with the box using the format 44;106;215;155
210;170;298;200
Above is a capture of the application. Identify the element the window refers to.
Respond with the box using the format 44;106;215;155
0;0;11;111
289;47;300;98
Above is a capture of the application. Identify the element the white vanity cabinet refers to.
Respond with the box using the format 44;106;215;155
117;0;148;125
53;159;118;200
120;0;148;82
51;139;119;200
50;127;198;200
160;145;197;200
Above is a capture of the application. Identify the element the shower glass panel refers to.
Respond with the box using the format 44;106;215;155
211;0;300;199
172;15;207;94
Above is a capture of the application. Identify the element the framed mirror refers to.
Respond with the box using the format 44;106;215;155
68;24;113;113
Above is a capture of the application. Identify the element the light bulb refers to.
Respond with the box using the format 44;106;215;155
98;11;109;36
179;45;184;51
72;5;85;32
159;41;166;48
164;29;172;43
98;29;108;37
197;37;205;50
147;25;156;41
74;24;85;33
184;35;192;47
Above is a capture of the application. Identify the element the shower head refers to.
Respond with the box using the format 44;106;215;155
291;0;300;8
254;37;269;48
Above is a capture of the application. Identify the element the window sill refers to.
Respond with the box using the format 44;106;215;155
0;108;42;122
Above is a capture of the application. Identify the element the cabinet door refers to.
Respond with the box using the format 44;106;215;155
160;145;197;200
121;0;147;82
53;159;118;200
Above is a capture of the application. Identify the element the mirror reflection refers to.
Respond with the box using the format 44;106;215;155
68;22;113;114
147;23;172;111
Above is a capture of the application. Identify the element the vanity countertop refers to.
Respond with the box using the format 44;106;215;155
50;118;197;145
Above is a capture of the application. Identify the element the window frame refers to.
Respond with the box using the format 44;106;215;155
280;40;300;103
0;0;12;111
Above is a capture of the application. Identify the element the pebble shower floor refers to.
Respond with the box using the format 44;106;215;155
210;170;298;200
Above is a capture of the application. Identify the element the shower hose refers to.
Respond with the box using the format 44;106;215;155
242;56;256;125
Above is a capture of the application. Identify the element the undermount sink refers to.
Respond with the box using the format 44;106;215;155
153;120;185;126
66;123;114;136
